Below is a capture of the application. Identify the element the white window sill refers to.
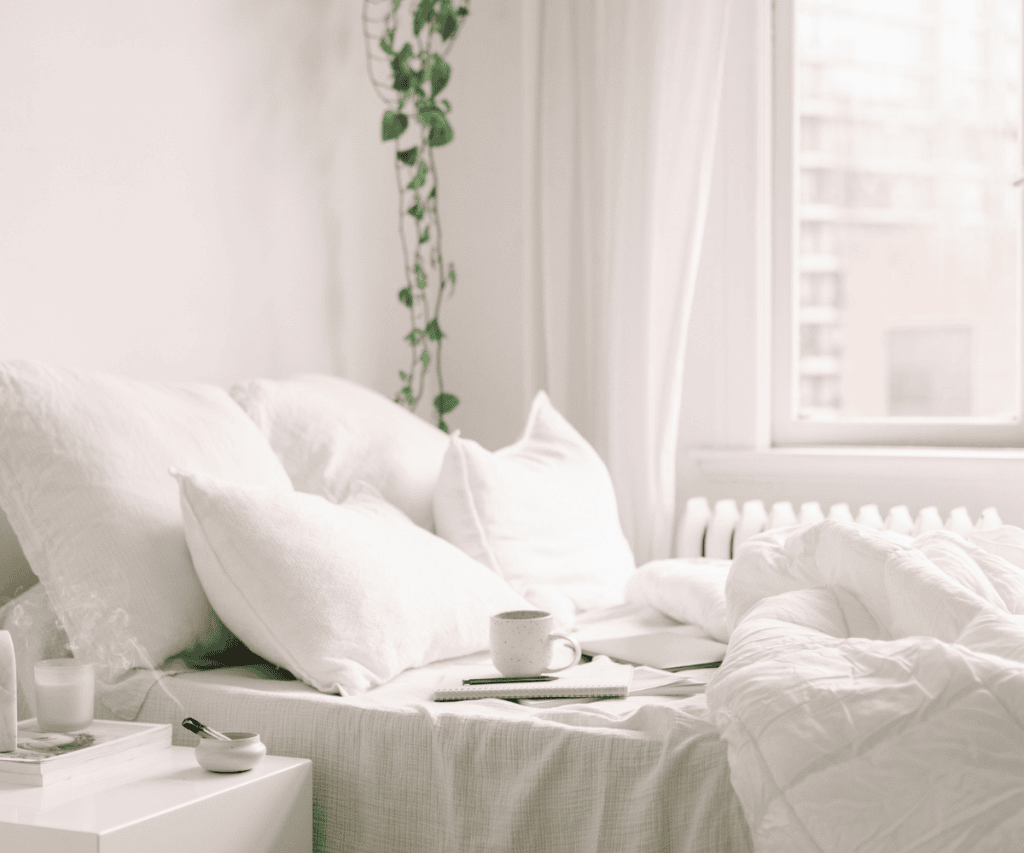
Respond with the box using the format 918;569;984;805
696;442;1024;475
690;447;1024;484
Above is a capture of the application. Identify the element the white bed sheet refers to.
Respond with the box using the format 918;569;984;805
105;610;749;853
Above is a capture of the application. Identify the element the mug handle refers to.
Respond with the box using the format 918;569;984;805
544;633;582;673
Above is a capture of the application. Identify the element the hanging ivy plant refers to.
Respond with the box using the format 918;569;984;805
363;0;469;431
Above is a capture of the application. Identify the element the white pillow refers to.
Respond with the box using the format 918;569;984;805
433;391;635;612
0;361;293;672
173;471;531;695
230;374;449;530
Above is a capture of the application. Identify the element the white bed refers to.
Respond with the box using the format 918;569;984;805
7;359;1022;853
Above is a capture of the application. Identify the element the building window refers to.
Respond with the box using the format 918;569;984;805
773;0;1024;445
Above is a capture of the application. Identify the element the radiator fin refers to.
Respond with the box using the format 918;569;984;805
673;498;1003;559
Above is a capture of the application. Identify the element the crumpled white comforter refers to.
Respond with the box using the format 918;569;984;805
706;520;1024;853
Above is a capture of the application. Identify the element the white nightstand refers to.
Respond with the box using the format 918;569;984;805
0;745;312;852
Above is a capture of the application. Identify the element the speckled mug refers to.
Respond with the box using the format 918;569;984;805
490;610;582;677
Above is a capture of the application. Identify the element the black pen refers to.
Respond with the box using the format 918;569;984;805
463;676;558;685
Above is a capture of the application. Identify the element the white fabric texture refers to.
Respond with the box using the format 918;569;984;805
624;558;730;642
231;374;449;531
523;0;732;564
707;520;1024;853
0;360;292;672
175;471;530;696
125;651;751;853
433;391;634;614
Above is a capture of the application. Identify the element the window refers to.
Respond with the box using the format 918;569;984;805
773;0;1024;445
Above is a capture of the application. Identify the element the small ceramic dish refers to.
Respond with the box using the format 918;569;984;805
195;732;266;773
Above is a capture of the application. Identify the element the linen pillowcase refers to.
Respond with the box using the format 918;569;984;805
433;391;635;613
0;360;293;672
230;374;449;531
173;471;531;696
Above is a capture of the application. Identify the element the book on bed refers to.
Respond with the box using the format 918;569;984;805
433;661;633;702
581;632;727;671
0;719;172;786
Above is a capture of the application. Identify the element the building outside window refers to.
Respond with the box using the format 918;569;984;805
774;0;1024;445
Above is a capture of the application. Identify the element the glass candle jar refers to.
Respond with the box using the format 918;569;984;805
34;659;94;732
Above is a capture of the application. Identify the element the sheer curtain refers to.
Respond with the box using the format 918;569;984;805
523;0;732;564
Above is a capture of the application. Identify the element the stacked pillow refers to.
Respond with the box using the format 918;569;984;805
230;374;448;531
432;391;635;616
0;360;292;673
174;472;529;695
0;364;635;697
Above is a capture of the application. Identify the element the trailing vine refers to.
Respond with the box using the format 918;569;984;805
363;0;469;431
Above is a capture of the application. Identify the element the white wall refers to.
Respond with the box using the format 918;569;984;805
0;0;530;448
0;1;344;385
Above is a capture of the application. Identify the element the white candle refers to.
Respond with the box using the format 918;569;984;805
34;659;94;732
0;631;16;751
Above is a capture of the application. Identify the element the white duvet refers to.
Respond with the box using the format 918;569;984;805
706;520;1024;853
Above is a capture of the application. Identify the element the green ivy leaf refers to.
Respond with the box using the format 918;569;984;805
399;370;409;381
407;199;426;220
434;392;459;415
406;328;425;345
428;186;436;199
391;43;414;91
418;107;453;147
413;0;434;35
419;226;430;244
430;55;451;96
420;350;431;368
379;36;395;57
382;110;408;141
407;161;428;190
425;318;444;340
438;419;449;433
436;0;458;40
415;263;427;288
401;386;415;406
456;4;468;17
396;147;418;166
398;286;413;307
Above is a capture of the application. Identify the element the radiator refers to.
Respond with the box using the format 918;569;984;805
674;497;1004;560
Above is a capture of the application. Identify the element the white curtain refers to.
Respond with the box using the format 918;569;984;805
523;0;732;565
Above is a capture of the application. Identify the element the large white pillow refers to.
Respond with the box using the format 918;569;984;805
230;374;449;530
433;391;635;613
0;361;293;672
173;471;531;695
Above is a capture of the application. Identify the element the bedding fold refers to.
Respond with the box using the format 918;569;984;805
708;520;1024;853
624;558;730;642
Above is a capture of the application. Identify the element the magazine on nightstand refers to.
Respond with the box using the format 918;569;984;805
0;719;172;786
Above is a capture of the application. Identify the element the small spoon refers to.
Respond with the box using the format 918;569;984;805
181;717;231;742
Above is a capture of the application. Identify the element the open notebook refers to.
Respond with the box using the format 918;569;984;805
433;661;633;702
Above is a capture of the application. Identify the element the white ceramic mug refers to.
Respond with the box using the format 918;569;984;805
490;610;582;677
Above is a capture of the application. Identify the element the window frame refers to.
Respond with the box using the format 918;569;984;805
771;0;1024;448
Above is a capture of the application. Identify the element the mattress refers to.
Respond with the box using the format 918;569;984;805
118;641;750;853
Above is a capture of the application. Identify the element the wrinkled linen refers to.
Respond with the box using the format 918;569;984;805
625;558;731;642
115;650;750;853
707;520;1024;853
